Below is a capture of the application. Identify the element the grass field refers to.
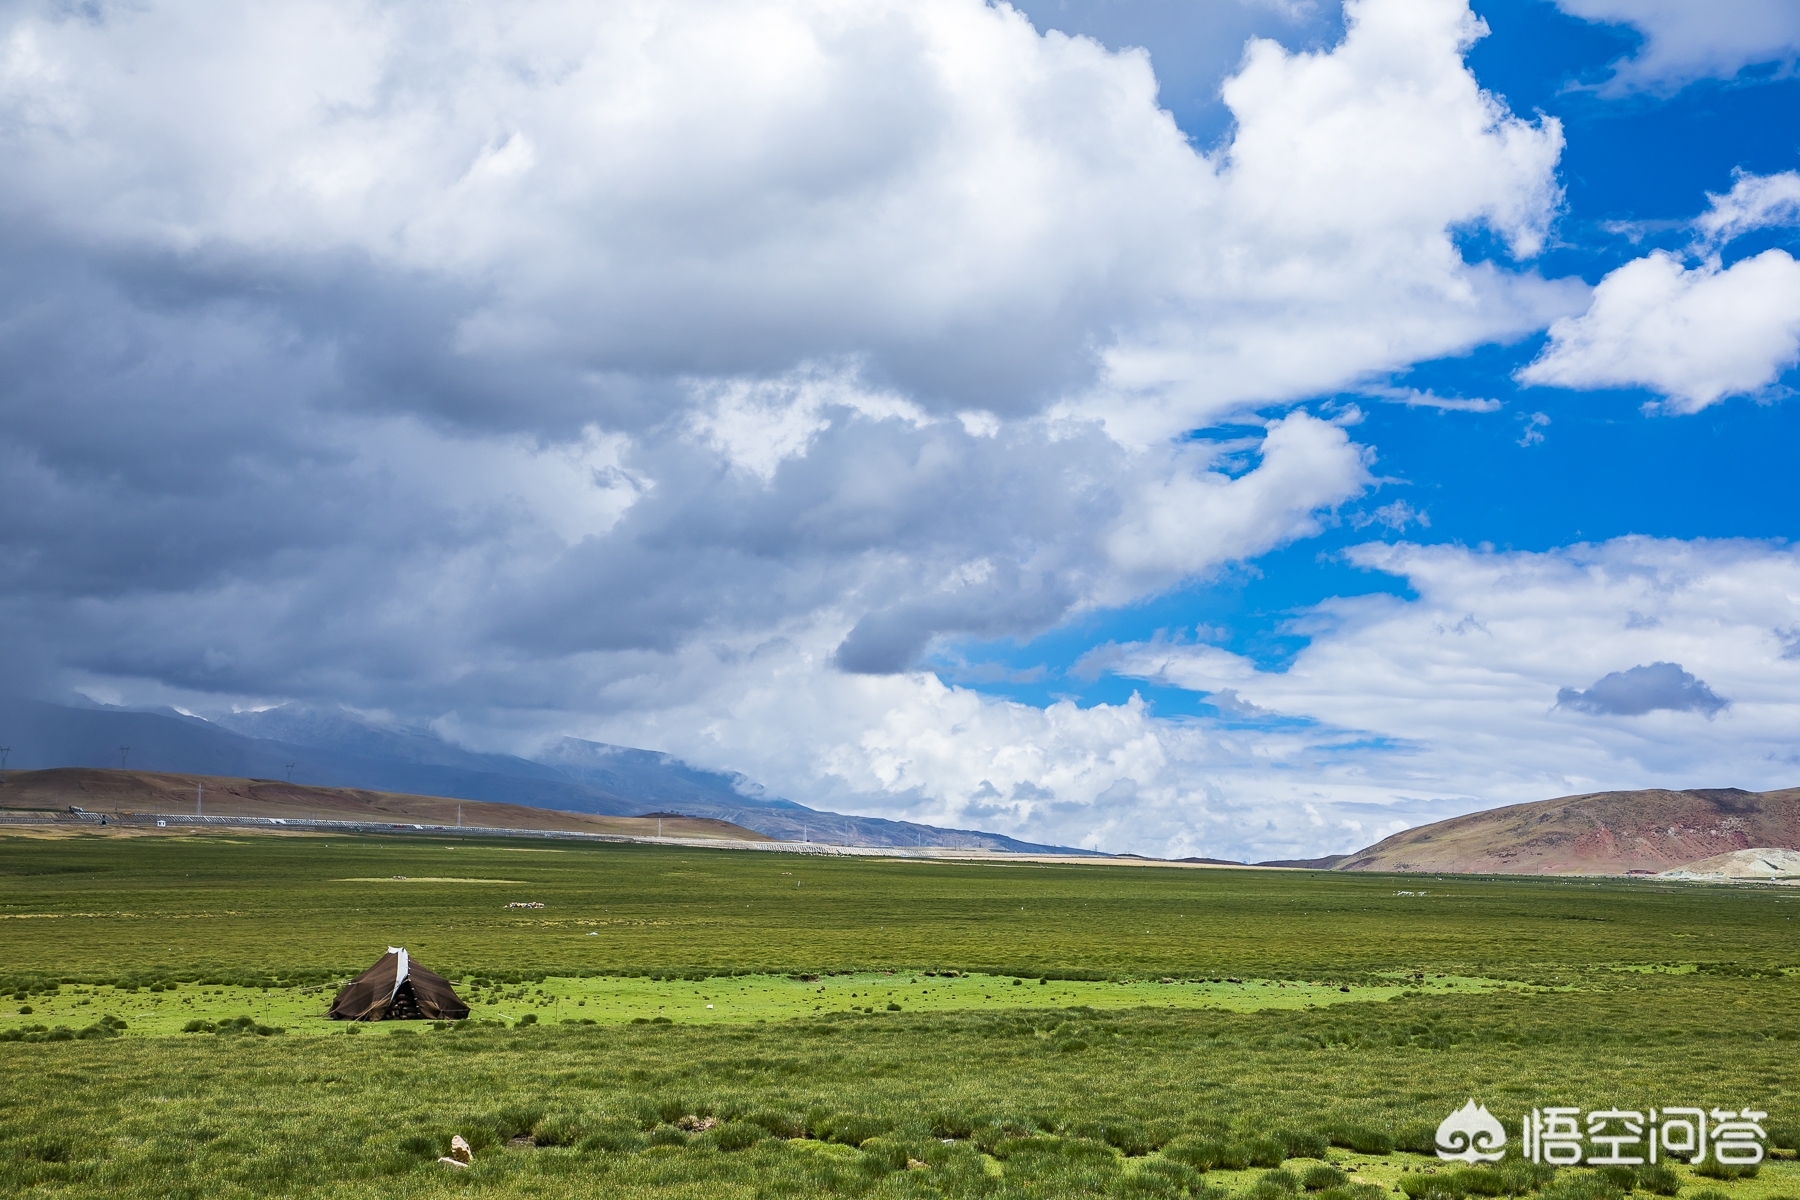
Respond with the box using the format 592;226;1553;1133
5;830;1796;981
0;969;1506;1036
2;830;1797;1198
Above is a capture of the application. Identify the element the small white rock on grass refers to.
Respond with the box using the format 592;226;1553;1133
438;1134;474;1167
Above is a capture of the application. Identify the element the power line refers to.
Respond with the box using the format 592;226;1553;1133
0;746;11;785
118;746;130;770
284;762;295;783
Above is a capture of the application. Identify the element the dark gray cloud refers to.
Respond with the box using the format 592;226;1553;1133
1556;661;1729;717
833;572;1077;675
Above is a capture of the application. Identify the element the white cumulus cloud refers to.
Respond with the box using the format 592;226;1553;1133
1520;171;1800;412
0;0;1571;442
1517;249;1800;412
1695;169;1800;248
1101;413;1372;599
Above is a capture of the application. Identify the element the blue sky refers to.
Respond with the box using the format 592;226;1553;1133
3;0;1799;858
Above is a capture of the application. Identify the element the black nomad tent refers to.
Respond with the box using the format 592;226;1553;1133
328;947;470;1021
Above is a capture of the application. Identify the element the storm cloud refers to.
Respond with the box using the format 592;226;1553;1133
1556;662;1730;717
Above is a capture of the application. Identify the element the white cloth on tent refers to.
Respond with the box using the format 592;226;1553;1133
388;946;409;1002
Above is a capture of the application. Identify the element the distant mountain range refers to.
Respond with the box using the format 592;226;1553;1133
13;696;1777;872
0;697;1086;854
1320;786;1800;875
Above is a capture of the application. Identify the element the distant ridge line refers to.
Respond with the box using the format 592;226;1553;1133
1254;854;1350;870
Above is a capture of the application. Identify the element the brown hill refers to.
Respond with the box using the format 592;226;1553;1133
1336;786;1800;875
0;767;774;842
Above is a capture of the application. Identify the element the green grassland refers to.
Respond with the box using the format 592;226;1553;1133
5;831;1796;981
2;830;1797;1199
0;970;1469;1036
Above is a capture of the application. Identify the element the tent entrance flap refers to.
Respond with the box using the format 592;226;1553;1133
388;946;409;1003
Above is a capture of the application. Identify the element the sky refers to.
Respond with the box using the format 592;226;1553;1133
3;0;1799;860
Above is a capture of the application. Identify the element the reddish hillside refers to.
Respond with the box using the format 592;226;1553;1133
0;767;773;842
1337;786;1800;875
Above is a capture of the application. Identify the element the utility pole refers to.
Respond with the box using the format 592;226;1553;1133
0;746;10;785
284;762;295;783
197;782;203;818
119;746;130;770
457;804;462;829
